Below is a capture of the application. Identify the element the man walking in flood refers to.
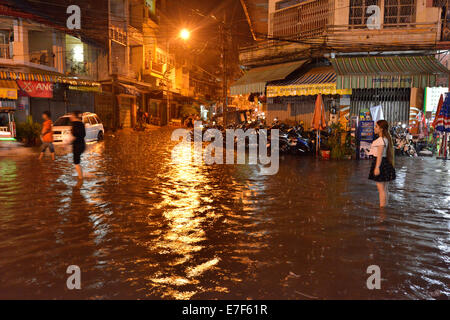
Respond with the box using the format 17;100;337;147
70;111;86;180
38;111;55;161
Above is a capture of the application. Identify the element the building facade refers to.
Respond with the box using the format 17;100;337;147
0;0;221;130
233;0;450;128
0;3;104;125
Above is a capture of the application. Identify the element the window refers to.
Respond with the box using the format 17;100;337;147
94;115;102;124
349;0;380;28
384;0;415;26
275;0;305;10
83;117;90;124
272;0;332;39
88;116;97;125
54;117;71;126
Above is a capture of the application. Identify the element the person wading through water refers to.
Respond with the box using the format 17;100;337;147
38;111;55;161
70;111;86;180
368;120;396;207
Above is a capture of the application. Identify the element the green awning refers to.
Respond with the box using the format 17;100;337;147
332;56;450;89
230;60;308;95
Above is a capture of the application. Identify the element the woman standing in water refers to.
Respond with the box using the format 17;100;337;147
70;111;86;180
368;120;396;207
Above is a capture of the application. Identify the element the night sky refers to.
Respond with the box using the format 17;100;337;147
166;0;253;75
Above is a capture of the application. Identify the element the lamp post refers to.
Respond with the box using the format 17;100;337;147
165;29;190;125
190;10;230;126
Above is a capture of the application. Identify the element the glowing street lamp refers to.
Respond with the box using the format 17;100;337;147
179;28;190;40
165;28;191;125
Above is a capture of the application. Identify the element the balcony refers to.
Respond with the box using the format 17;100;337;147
110;26;127;46
128;25;144;46
29;50;54;68
151;61;164;74
325;21;440;51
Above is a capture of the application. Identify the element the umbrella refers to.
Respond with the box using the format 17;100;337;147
432;94;444;129
432;93;450;159
416;110;427;137
312;94;327;155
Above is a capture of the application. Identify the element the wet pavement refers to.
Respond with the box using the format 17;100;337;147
0;128;449;299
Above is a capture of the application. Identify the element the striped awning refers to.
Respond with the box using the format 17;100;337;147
332;56;450;89
230;60;308;96
267;66;352;97
0;71;101;87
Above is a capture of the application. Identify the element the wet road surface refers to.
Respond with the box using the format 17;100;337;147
0;128;449;299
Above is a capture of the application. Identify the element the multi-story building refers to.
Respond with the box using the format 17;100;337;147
0;1;104;123
0;0;221;129
233;0;450;127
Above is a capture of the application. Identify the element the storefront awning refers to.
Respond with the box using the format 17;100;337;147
0;80;18;100
0;71;101;88
332;56;450;89
267;66;352;97
230;60;308;96
119;83;141;96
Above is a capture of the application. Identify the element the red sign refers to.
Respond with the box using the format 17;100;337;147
17;80;53;98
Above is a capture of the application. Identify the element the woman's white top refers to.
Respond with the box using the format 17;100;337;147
369;137;388;157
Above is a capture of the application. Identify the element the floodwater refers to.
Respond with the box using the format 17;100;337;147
0;128;449;300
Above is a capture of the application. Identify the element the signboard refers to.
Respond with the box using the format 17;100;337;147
0;88;17;100
267;83;351;98
372;76;413;86
68;85;102;93
358;121;375;160
17;80;53;98
358;121;375;142
424;86;448;112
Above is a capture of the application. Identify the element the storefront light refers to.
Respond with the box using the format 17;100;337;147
73;45;84;63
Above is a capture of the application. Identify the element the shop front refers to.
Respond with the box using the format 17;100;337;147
332;55;450;125
0;71;101;123
230;60;309;123
0;80;19;139
266;66;352;128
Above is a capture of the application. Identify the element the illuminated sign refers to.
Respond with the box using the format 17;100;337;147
0;88;17;100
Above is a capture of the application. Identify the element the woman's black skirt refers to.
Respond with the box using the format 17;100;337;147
368;157;396;182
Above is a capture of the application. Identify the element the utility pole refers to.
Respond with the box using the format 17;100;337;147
166;40;171;126
112;73;119;131
221;13;228;126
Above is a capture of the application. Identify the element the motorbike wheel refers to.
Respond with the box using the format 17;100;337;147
280;142;289;153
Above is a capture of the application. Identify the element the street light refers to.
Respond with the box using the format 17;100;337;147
179;28;190;40
166;29;191;125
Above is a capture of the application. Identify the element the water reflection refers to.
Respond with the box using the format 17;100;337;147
0;129;449;299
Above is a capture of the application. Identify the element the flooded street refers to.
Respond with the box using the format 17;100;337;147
0;128;449;300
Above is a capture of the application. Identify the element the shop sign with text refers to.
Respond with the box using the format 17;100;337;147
17;80;54;98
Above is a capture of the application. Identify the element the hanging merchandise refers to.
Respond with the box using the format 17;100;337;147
370;105;384;122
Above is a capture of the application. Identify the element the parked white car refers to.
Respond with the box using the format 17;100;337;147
52;112;104;144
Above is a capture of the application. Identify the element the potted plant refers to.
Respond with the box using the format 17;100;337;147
15;116;41;146
320;137;331;160
326;123;349;160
